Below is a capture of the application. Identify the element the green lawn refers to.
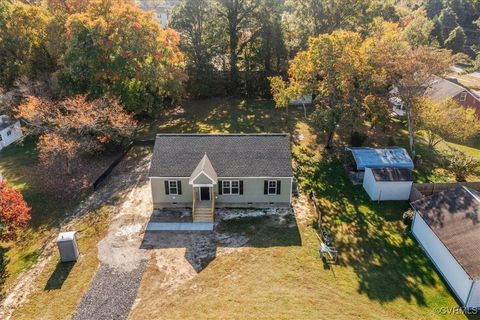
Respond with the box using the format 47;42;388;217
4;98;478;319
0;138;84;293
130;99;471;319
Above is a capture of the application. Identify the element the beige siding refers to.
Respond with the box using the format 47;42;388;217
151;177;291;208
192;172;214;185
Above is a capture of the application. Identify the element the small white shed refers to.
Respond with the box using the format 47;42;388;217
411;186;480;308
57;231;80;262
362;167;413;201
0;115;22;150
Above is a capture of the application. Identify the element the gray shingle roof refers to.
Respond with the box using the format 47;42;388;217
189;154;218;184
149;134;293;178
425;77;468;103
371;168;413;182
411;186;480;280
0;115;15;131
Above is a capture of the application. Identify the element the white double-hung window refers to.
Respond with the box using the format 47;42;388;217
168;180;178;195
222;180;240;195
268;180;277;195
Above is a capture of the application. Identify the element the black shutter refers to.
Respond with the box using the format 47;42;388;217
264;181;268;194
177;181;182;195
240;181;243;195
276;180;281;194
164;181;170;195
218;180;223;195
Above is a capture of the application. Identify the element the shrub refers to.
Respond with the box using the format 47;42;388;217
350;131;368;147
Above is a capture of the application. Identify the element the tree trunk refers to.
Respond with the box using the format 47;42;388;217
302;102;307;119
325;130;334;149
406;106;416;157
66;157;72;175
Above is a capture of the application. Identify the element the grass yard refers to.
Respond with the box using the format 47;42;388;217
11;205;112;320
0;139;82;293
130;99;472;319
4;98;480;319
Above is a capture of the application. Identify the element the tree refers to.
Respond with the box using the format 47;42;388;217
363;95;390;130
444;26;466;52
60;0;186;115
170;0;221;97
0;181;31;241
15;95;137;174
0;2;53;88
417;98;479;148
270;31;371;148
402;9;434;47
366;21;454;156
439;7;459;40
282;0;398;52
445;147;479;181
215;0;261;94
426;0;444;18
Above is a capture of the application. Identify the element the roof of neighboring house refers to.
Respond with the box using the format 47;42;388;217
371;167;413;182
189;153;218;184
411;186;480;280
149;134;293;178
0;115;16;131
425;77;470;103
348;147;414;171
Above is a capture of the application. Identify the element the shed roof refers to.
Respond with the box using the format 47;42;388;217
411;186;480;280
371;168;413;182
0;115;15;131
348;147;414;171
149;134;293;178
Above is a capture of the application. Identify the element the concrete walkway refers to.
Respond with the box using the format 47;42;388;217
146;222;214;231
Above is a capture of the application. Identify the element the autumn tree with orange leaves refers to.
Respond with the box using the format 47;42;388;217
0;181;31;241
15;95;137;174
60;0;186;115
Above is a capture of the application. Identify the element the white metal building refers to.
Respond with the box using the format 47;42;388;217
0;115;22;151
411;186;480;309
363;167;413;201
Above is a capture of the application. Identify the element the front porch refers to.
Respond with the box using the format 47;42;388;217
192;186;215;223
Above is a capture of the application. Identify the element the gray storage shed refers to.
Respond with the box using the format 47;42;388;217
56;231;80;262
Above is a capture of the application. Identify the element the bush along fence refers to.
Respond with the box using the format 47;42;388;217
92;139;156;190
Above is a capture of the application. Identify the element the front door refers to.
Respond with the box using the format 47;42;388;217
200;187;210;201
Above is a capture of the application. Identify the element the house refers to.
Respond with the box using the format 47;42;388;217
390;77;480;117
136;0;179;28
411;186;480;309
0;115;22;151
148;134;293;222
362;167;413;201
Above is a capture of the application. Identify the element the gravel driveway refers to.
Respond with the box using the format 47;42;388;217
73;153;152;320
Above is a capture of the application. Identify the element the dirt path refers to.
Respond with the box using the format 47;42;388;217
0;152;152;320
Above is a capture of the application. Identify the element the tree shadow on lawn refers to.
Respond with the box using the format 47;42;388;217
140;211;302;273
300;153;437;306
137;98;301;137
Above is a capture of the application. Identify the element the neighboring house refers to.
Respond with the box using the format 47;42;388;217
362;167;413;201
411;186;480;309
149;134;293;222
0;115;22;151
390;77;480;117
136;0;180;28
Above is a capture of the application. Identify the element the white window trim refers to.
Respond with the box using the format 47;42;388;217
222;180;240;195
460;92;467;102
268;180;277;195
168;180;178;195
